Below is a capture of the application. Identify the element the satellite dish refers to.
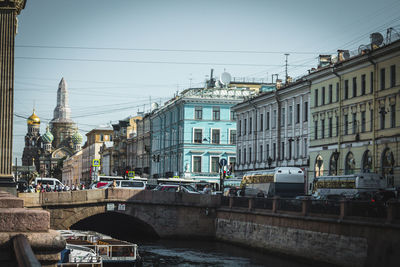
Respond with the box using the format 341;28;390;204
343;50;350;59
331;54;338;64
151;102;159;110
370;32;384;46
220;72;231;85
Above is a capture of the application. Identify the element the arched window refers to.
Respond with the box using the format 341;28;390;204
345;152;355;175
361;150;372;173
329;152;339;175
381;148;395;187
315;155;324;177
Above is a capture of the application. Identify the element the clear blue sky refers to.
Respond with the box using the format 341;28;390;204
12;0;400;161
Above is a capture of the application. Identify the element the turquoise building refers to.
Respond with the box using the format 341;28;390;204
150;86;256;184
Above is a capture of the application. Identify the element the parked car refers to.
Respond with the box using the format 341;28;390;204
153;184;200;194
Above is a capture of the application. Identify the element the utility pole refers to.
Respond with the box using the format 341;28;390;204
284;53;290;84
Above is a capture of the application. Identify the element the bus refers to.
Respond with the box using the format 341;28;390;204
312;173;386;199
241;167;305;198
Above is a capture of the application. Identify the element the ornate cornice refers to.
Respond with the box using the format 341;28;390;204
0;0;26;14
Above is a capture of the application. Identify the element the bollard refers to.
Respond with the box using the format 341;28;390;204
339;200;348;220
302;198;311;216
386;200;396;224
249;198;254;211
272;196;280;213
229;197;234;209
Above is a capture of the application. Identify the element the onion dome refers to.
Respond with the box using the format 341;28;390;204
42;126;54;143
72;130;83;145
27;110;40;125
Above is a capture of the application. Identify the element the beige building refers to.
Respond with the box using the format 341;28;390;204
62;150;82;187
81;127;113;185
308;38;400;188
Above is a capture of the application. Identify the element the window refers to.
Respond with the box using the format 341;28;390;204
370;109;374;131
336;116;339;137
329;84;333;103
344;80;349;99
390;65;396;88
296;139;300;159
230;111;236;121
288;106;292;125
266;112;270;130
110;135;113;141
288;140;292;160
352;77;357;97
370;71;374;93
259;145;263;162
304;102;308;122
352;113;357;134
266;144;270;159
243;148;247;163
296;104;300;123
249;117;252;134
249;147;252;163
314;121;318;140
238;120;242;136
193;156;202;172
244;118;247;135
194;129;203;143
195;106;203;120
100;134;104;141
212;107;220;120
229;130;237;144
315;89;319;107
322;87;325;105
238;149;241;164
380;107;385;130
391;104;395;128
361;74;366;95
344;115;348;135
304;138;307;157
336;82;339;102
211;129;220;144
273;143;276;160
328;117;332;138
380;68;385;90
281;142;285;160
321;119;325;139
281;108;285;126
361;111;366;133
272;110;277;128
260;114;264;130
211;157;220;173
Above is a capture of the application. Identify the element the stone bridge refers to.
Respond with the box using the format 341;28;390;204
19;190;400;267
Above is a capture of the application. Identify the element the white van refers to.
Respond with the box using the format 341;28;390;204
115;180;146;190
34;177;64;191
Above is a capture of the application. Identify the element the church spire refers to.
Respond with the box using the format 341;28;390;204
52;77;72;122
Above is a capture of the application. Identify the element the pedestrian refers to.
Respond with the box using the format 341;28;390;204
203;184;211;194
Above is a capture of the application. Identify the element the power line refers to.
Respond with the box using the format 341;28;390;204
15;44;326;55
14;56;314;67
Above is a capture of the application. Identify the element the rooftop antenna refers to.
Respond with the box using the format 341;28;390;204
284;53;289;84
189;73;192;89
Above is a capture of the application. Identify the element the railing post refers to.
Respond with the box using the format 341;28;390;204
229;197;234;209
386;200;395;224
302;198;311;216
249;198;254;211
339;200;348;220
272;196;280;213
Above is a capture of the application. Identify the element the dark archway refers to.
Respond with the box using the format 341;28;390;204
315;155;324;177
329;152;339;175
361;150;372;173
381;148;395;187
71;212;159;242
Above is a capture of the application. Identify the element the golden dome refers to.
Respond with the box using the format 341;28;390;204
27;110;40;125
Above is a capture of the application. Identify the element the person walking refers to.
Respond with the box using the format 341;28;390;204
203;184;211;194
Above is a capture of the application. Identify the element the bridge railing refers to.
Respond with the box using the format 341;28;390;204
220;196;400;224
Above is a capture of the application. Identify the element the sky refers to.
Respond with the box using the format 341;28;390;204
12;0;400;161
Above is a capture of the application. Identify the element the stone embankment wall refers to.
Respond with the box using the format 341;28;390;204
216;209;400;267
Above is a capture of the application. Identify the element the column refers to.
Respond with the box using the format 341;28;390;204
0;1;26;194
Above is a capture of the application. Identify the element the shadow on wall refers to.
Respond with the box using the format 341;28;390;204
71;212;159;242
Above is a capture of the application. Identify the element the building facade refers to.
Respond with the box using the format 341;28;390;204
233;80;309;180
309;39;400;188
99;141;113;176
151;85;256;184
62;150;82;187
134;113;151;177
81;127;113;184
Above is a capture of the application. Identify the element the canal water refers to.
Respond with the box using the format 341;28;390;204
135;239;312;267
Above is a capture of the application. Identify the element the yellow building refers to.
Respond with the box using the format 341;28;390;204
308;38;400;188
